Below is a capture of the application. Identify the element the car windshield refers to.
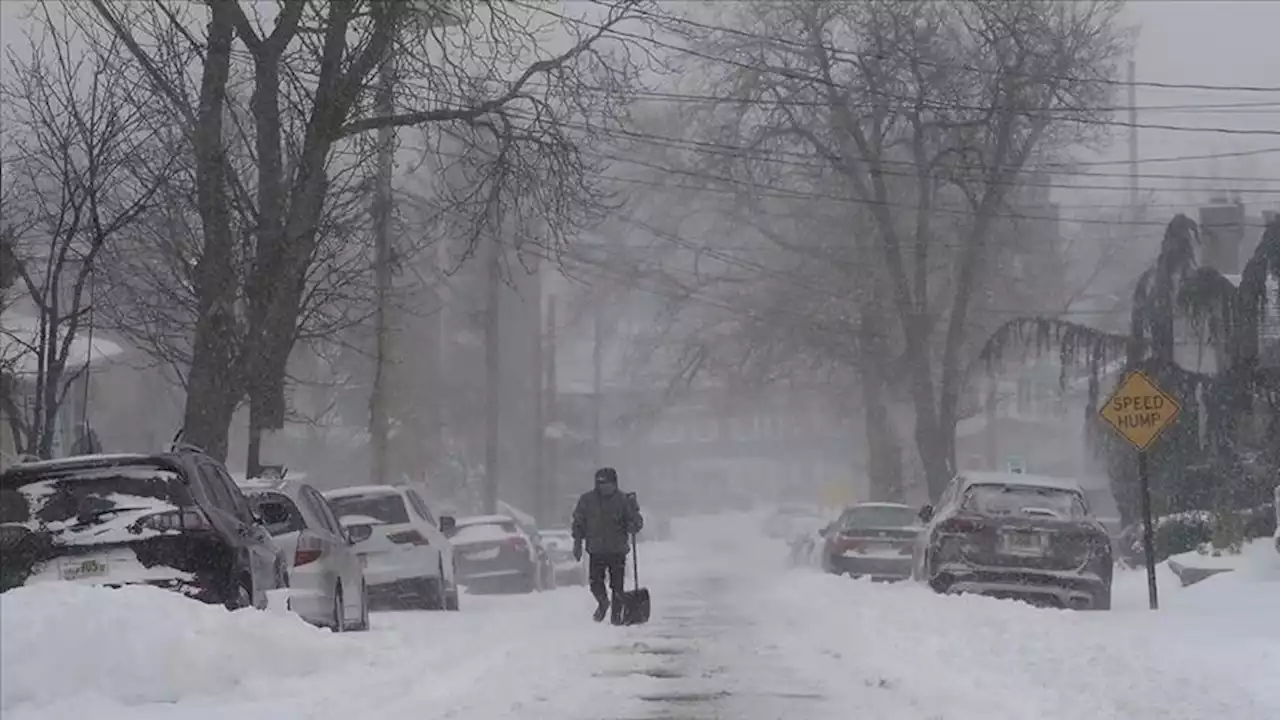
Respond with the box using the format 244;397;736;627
326;493;409;525
961;484;1088;519
453;521;518;543
840;505;917;529
0;465;190;529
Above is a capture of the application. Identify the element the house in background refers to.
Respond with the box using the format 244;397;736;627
0;306;179;471
0;307;125;468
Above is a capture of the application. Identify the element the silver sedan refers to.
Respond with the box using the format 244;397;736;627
239;478;370;631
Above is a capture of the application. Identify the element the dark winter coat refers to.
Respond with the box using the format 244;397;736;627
571;489;644;555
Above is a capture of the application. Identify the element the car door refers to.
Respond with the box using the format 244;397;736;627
913;477;962;580
204;462;279;590
404;489;451;583
302;485;363;617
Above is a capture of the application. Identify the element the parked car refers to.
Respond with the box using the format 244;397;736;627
0;451;284;608
237;477;369;631
912;471;1113;610
538;528;586;586
323;485;459;611
819;502;920;581
446;514;553;593
764;502;824;539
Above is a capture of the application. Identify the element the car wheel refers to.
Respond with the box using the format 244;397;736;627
415;577;446;610
331;584;346;632
225;575;253;611
520;568;538;594
416;558;448;610
349;582;371;631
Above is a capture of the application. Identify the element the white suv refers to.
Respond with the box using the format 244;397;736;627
323;485;459;611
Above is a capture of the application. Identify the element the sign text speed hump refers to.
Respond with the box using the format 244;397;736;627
1099;370;1182;451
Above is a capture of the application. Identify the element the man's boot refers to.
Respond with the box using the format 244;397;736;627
610;595;624;626
593;595;609;623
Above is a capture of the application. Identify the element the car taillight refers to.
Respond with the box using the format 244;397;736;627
937;517;985;534
294;535;323;566
388;530;429;545
144;509;210;531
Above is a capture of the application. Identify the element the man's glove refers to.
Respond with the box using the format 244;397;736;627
573;540;583;562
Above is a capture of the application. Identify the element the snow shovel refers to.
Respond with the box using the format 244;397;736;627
619;532;650;626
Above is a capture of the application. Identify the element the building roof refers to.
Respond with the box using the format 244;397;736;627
1;309;126;376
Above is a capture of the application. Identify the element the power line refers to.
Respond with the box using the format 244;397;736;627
439;95;1280;192
574;123;1280;195
623;6;1280;95
586;162;1277;229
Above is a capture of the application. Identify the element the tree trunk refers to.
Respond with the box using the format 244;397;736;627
857;309;903;502
861;373;903;503
180;6;239;462
483;241;501;514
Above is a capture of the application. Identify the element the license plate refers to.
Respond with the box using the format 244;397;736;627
60;557;110;581
465;548;500;561
1003;532;1045;556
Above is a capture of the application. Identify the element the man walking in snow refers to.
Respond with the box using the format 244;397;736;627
572;467;644;624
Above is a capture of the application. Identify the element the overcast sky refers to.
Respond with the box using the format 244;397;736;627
2;1;1278;213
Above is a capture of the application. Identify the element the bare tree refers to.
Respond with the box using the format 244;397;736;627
72;0;665;464
0;4;170;458
678;0;1129;498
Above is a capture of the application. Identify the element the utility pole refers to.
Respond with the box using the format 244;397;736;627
369;49;395;486
532;290;545;524
543;295;558;524
1127;58;1139;215
591;295;604;468
483;239;501;514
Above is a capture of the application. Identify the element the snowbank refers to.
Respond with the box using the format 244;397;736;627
754;568;1280;719
0;584;354;713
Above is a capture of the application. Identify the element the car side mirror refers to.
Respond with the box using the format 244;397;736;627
439;515;456;535
918;505;935;523
346;524;373;544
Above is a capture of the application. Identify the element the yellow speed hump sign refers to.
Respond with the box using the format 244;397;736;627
1099;370;1182;451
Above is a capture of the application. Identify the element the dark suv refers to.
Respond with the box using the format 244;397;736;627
912;471;1113;610
0;451;283;608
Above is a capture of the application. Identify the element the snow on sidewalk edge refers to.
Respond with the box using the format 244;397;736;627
0;584;353;711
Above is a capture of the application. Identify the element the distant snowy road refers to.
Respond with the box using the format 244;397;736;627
3;513;1277;720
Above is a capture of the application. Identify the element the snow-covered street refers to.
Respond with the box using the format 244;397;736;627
3;513;1278;720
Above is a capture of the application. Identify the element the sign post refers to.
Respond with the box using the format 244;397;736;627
1099;370;1182;610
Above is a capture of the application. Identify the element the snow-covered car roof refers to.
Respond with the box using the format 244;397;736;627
2;453;163;476
323;484;403;499
456;514;517;527
235;477;291;495
958;471;1085;493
